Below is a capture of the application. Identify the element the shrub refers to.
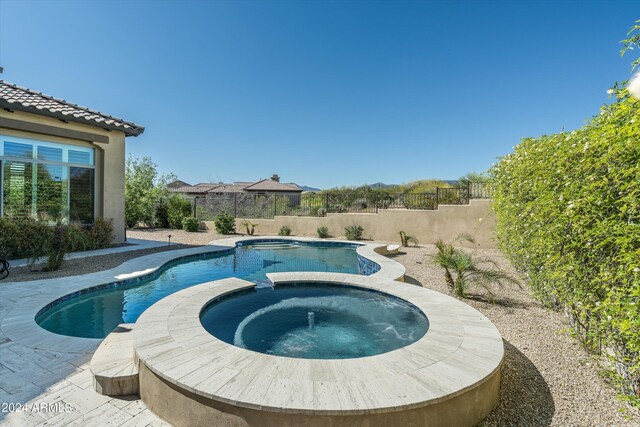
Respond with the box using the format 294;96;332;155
46;222;67;271
90;218;113;249
182;217;199;232
490;90;640;400
242;220;257;235
431;234;517;300
155;198;170;228
278;225;292;236
168;195;192;229
0;218;113;266
214;212;236;234
344;225;363;240
66;224;93;252
7;218;52;265
317;226;330;238
399;231;419;247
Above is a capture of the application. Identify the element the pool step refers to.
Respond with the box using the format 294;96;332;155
90;323;139;396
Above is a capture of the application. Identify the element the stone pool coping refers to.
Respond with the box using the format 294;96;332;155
134;273;503;415
0;236;404;354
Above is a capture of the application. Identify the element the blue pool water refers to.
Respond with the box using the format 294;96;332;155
36;241;377;339
201;283;429;359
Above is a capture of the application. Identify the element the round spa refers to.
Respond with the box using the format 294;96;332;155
133;273;503;427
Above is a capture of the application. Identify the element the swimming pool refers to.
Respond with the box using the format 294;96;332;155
36;240;379;338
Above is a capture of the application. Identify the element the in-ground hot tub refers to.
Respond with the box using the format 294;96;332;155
200;283;429;359
133;272;504;427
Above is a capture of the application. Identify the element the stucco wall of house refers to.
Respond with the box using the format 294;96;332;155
230;199;495;248
0;109;128;243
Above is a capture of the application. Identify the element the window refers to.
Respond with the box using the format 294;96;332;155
69;167;94;223
2;161;33;219
0;137;95;223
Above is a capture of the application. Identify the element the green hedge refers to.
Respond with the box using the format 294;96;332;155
490;92;639;401
0;218;114;262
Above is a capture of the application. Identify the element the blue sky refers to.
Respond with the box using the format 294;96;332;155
0;0;637;188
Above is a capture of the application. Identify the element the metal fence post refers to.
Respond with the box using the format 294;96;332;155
436;187;439;208
273;194;277;218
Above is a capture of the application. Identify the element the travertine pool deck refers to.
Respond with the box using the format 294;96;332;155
134;273;503;426
0;236;405;426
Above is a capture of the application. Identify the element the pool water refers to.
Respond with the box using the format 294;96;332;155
37;242;369;338
201;283;429;359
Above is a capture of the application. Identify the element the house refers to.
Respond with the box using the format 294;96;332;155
0;81;144;243
169;174;303;202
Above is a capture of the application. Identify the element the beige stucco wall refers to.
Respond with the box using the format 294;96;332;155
139;361;501;427
0;110;128;243
230;199;495;248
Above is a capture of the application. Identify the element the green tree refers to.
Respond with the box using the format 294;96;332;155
124;156;175;228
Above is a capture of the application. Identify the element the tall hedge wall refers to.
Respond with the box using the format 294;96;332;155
490;92;640;401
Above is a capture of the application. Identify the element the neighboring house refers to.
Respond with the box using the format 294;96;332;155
169;174;303;204
0;81;144;243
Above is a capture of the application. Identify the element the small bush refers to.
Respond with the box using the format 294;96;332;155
344;225;364;240
168;195;192;229
214;212;236;234
182;217;199;232
90;218;113;249
155;198;170;228
399;231;419;247
278;225;292;236
242;220;257;235
317;226;330;238
66;224;93;252
432;234;517;300
1;218;52;264
46;223;67;271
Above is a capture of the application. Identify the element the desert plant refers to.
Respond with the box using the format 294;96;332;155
242;220;257;235
278;225;292;236
90;218;114;249
344;225;364;240
214;212;236;234
399;231;419;247
46;222;67;271
65;224;92;252
432;234;518;301
182;217;199;232
317;226;330;238
168;195;192;229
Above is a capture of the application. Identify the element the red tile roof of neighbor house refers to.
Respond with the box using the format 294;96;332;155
168;177;303;194
0;80;145;136
243;179;303;192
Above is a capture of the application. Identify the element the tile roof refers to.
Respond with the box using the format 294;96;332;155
168;178;303;195
206;183;248;193
243;179;303;192
168;185;218;194
0;80;144;136
167;180;191;188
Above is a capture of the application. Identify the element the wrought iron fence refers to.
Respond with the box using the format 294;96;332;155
194;182;492;220
469;181;493;199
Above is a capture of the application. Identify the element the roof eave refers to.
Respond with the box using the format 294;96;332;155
0;100;145;137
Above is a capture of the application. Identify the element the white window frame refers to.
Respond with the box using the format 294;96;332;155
0;135;96;221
